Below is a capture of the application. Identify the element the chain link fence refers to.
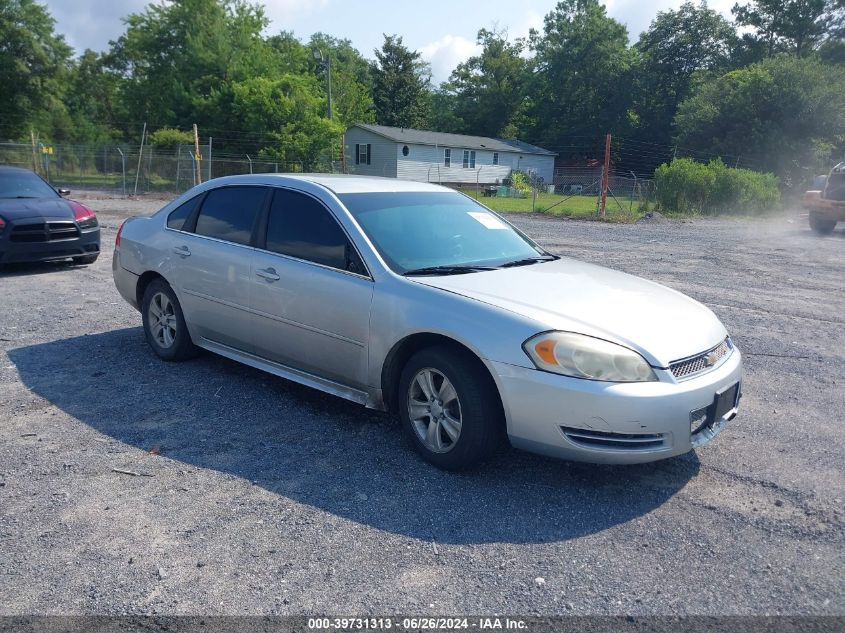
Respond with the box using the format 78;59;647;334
0;142;316;196
1;142;656;217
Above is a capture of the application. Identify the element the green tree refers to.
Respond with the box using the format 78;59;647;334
427;89;465;134
529;0;634;146
148;127;194;149
267;30;312;74
371;34;430;128
732;0;843;56
109;0;274;144
308;32;375;125
233;75;342;169
674;55;845;190
64;50;123;143
446;28;531;138
632;2;737;147
267;31;375;127
0;0;72;140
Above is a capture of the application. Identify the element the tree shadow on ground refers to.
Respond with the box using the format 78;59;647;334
9;327;699;545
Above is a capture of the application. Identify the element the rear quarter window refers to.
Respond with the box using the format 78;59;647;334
166;195;202;230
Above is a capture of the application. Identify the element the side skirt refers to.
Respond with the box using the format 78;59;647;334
197;337;381;408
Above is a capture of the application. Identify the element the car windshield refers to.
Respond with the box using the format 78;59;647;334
0;171;59;199
338;191;547;274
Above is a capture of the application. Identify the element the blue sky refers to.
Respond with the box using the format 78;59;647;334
45;0;736;83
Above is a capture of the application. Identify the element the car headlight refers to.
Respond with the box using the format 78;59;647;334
523;331;658;382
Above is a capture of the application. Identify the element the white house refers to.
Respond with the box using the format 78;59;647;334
344;123;556;185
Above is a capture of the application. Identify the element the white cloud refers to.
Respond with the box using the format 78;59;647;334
605;0;737;39
45;0;329;54
419;13;543;83
261;0;328;30
510;9;544;40
419;34;481;85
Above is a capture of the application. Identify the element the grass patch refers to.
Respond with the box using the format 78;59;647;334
48;171;182;193
460;189;644;222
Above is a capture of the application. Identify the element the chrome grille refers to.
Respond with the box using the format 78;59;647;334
670;338;732;380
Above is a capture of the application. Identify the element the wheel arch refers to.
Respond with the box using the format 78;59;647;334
380;332;505;418
136;270;169;308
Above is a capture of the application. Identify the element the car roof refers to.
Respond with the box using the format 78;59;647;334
203;173;451;195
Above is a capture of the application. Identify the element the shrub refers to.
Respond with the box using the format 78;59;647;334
510;171;533;196
149;128;194;149
654;158;780;215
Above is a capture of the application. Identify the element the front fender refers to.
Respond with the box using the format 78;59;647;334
367;277;545;391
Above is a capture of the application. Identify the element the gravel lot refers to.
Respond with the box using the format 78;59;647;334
1;194;843;616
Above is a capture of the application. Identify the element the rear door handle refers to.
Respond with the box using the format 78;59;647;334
256;267;280;282
173;245;191;257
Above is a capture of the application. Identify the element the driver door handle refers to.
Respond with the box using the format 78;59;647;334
173;245;191;257
256;267;280;282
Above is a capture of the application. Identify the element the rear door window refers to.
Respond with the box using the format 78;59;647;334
194;186;266;246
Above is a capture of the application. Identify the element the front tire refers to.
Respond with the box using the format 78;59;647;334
398;345;504;470
809;211;836;235
141;279;198;361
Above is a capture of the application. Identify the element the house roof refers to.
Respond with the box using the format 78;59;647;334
350;123;556;157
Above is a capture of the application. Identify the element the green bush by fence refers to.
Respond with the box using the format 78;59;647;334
654;158;780;215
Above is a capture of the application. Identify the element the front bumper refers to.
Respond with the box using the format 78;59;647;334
492;348;742;464
0;221;100;264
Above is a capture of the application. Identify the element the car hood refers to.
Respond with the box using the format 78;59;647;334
0;197;74;221
411;258;727;367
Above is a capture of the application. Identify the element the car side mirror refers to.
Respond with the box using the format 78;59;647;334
57;188;71;197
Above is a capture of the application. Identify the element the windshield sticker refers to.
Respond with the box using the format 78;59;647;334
467;211;508;229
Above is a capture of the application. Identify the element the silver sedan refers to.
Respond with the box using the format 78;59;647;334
113;175;742;470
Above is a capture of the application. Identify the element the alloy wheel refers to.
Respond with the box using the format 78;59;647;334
148;291;177;349
407;368;463;453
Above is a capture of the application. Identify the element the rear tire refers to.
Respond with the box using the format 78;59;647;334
141;279;198;361
72;254;99;265
398;345;505;471
809;211;836;235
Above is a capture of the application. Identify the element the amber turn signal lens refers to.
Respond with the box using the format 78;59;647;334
534;339;557;365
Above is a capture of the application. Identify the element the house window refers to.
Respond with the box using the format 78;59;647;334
463;150;476;168
470;151;476;168
402;145;409;156
356;143;370;165
444;148;451;167
493;152;499;166
463;150;469;168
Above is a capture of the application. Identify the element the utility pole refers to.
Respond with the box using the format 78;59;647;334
208;136;213;180
193;124;202;185
133;122;147;197
116;147;126;197
327;56;332;121
600;133;611;219
630;170;637;213
312;49;333;120
315;48;334;173
30;130;39;174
